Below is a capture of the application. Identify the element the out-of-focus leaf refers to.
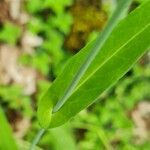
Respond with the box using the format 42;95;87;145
0;23;21;44
43;0;73;13
50;125;76;150
40;124;76;150
0;107;18;150
50;13;73;34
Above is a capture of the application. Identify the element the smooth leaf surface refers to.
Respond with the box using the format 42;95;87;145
38;1;150;128
52;0;132;113
0;107;18;150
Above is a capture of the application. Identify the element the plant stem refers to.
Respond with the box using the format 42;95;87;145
52;0;132;113
29;129;45;150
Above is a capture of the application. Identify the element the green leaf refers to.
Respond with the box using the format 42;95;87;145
38;1;150;128
0;107;18;150
48;124;76;150
0;23;21;45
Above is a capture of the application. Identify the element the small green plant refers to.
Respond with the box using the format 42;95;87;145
0;23;21;45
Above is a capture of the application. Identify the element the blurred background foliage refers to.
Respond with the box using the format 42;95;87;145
0;0;149;149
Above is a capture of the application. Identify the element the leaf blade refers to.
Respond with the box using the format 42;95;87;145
52;0;132;113
51;23;150;127
0;107;18;150
38;1;150;128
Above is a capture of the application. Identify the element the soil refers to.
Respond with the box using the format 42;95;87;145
64;0;107;53
0;0;10;23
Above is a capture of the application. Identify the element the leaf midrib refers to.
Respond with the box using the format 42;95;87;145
73;22;150;94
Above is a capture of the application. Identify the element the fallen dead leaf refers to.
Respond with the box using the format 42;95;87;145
131;101;150;144
21;31;43;54
0;44;37;95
